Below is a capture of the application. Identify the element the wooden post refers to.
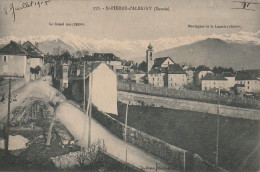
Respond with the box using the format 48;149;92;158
5;78;11;155
88;63;93;148
124;102;129;142
83;62;86;111
216;88;220;168
183;151;186;172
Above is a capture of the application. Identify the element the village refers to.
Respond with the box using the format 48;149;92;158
0;40;260;171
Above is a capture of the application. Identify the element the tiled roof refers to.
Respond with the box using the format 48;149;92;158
235;71;258;80
149;67;162;74
168;64;186;74
0;41;28;55
70;62;105;80
245;69;260;78
222;72;235;77
153;57;174;67
22;41;44;58
202;74;227;80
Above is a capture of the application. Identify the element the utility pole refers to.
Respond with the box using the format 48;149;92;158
124;102;129;142
216;88;220;168
5;78;11;155
83;62;86;111
88;63;93;148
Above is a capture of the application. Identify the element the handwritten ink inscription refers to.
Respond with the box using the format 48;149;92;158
2;0;51;22
232;0;260;11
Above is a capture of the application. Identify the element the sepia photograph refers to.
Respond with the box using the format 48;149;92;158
0;0;260;171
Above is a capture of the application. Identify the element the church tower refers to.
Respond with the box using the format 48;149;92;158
146;44;154;73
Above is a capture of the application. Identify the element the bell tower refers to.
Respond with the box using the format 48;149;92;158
146;44;153;73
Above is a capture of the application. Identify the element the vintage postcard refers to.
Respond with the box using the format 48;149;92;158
0;0;259;171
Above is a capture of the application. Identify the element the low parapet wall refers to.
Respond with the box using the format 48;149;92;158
92;107;224;172
118;91;260;120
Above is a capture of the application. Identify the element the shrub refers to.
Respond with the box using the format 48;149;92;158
76;139;106;169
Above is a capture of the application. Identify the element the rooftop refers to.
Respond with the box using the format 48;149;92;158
0;41;28;56
153;57;174;68
22;41;44;58
235;71;258;80
168;64;186;74
202;74;227;80
222;72;235;77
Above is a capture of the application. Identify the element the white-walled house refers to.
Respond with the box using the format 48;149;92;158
194;65;213;85
132;70;146;83
168;64;187;90
235;71;260;93
116;69;128;79
0;41;30;81
70;62;118;115
202;71;260;93
22;41;44;69
201;74;229;91
84;53;122;71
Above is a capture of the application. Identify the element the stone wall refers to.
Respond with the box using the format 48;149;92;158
92;107;221;171
118;91;260;120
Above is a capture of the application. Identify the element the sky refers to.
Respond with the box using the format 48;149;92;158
0;0;260;40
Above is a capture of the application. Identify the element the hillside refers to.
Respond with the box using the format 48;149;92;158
151;38;260;70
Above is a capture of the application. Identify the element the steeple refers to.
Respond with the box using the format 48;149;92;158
146;43;154;73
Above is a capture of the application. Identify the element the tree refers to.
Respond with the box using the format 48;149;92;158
46;97;61;146
138;61;147;72
61;51;71;62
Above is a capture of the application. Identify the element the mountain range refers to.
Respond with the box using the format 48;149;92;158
0;31;259;70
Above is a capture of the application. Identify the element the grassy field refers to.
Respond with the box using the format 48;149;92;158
114;102;260;171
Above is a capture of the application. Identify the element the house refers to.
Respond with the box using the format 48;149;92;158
83;53;122;71
70;62;118;115
153;57;175;68
234;84;246;95
122;61;134;72
0;41;30;81
131;70;146;84
235;71;260;93
22;41;44;69
244;69;260;80
222;72;235;89
201;74;229;91
202;70;260;93
168;64;187;90
147;56;175;87
116;69;128;80
194;65;213;85
148;67;166;87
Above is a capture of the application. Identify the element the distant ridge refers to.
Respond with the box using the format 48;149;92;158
0;30;259;70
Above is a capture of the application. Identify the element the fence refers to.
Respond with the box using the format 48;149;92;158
92;107;222;171
118;80;260;110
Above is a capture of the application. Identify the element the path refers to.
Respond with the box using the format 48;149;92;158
0;77;174;172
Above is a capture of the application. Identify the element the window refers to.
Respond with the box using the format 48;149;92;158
248;81;249;84
4;56;7;62
248;86;249;89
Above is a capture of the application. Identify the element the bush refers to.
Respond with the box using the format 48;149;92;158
76;139;106;169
